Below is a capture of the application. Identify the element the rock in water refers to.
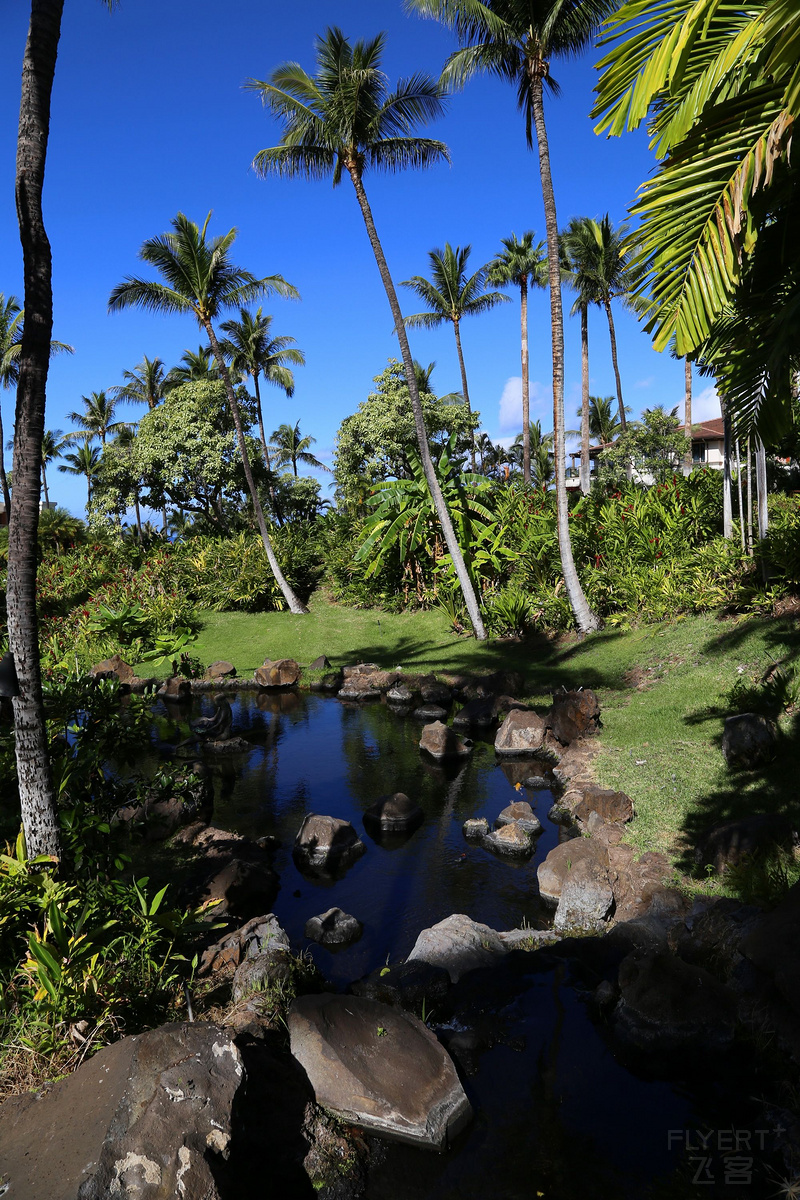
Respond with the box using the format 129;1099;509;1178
483;821;537;858
254;658;300;687
406;913;508;982
413;703;448;721
613;951;736;1055
495;800;543;836
364;792;423;832
419;721;473;760
721;712;778;767
289;994;471;1149
293;814;366;873
494;709;546;756
305;907;363;947
0;1022;242;1200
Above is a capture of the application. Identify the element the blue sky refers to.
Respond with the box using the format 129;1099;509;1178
0;0;719;517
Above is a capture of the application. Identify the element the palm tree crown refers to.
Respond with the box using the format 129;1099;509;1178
270;421;330;476
165;345;220;390
112;355;168;410
219;307;304;397
66;390;126;446
58;442;102;508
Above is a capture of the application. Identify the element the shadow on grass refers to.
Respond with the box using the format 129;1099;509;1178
699;614;800;665
674;710;800;878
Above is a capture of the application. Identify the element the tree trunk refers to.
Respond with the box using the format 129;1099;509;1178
452;318;476;473
346;161;486;639
530;73;598;633
756;438;768;540
579;302;590;495
603;298;626;432
682;358;693;476
41;458;49;506
204;321;308;614
746;436;753;554
253;373;279;516
735;439;745;552
0;405;11;517
134;492;142;538
722;403;733;539
9;0;63;858
520;277;530;485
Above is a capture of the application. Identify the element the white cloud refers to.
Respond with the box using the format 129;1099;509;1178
498;376;547;432
635;376;655;389
692;384;722;423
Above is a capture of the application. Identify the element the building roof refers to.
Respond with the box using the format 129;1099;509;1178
691;418;724;439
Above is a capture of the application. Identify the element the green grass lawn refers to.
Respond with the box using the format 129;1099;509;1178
150;598;800;871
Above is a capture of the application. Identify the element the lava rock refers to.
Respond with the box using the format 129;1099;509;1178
452;697;495;728
364;792;423;832
293;814;366;874
462;817;490;840
495;800;543;836
494;709;546;756
255;658;300;687
349;959;451;1012
419;680;452;706
546;689;601;744
537;838;610;907
204;660;237;681
721;711;778;768
419;721;473;760
200;914;290;978
413;703;448;721
90;653;136;684
305;907;363;947
700;812;795;872
387;683;416;705
407;913;508;982
484;821;536;858
565;783;634;828
613;950;737;1055
309;655;332;670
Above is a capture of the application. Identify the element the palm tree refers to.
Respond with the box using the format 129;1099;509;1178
409;0;612;633
40;427;66;507
108;211;308;615
513;419;554;489
111;423;145;537
401;242;509;467
582;214;633;434
164;345;220;390
218;307;305;473
249;28;487;638
561;217;600;494
58;442;101;510
586;395;625;447
66;389;126;446
269;421;330;477
487;231;547;483
111;355;168;410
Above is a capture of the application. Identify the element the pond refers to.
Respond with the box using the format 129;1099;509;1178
143;691;782;1199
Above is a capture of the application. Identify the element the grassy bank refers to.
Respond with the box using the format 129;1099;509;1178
149;600;800;872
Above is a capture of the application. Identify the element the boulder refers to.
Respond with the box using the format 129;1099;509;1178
494;709;546;756
554;851;615;933
309;655;332;670
293;813;366;874
200;913;290;978
413;703;448;721
350;960;451;1012
90;654;136;685
610;848;685;924
142;796;198;841
308;668;343;692
338;680;381;701
305;907;363;947
721;711;778;768
289;994;471;1149
452;697;495;729
231;947;296;1005
0;1022;242;1200
406;913;508;982
495;800;543;836
204;659;236;680
537;838;610;906
462;817;490;840
342;662;380;677
342;666;399;694
157;674;192;699
419;680;452;706
205;736;251;754
673;898;759;982
173;825;280;921
255;658;300;687
419;721;473;760
565;783;634;828
492;694;530;717
546;689;601;744
613;950;737;1054
387;683;416;705
364;792;423;832
699;812;795;872
484;821;536;858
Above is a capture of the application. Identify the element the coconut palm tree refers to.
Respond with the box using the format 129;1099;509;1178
401;242;509;467
513;420;554;489
561;217;601;494
586;395;625;447
409;0;612;633
581;214;633;434
269;421;330;477
164;345;220;390
66;390;126;446
249;28;487;638
57;442;101;510
40;427;67;507
218;307;305;473
108;211;308;615
111;355;168;411
487;231;547;483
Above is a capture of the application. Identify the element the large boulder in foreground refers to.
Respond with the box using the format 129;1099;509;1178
255;657;300;688
494;709;546;756
289;994;471;1149
293;813;366;874
0;1022;241;1200
546;689;601;744
721;712;778;768
419;720;473;760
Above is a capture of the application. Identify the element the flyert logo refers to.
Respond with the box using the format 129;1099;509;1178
666;1126;789;1189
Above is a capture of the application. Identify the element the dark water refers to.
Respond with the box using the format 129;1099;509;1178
145;692;785;1199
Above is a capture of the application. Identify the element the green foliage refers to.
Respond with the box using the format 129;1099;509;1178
598;407;690;488
484;586;535;638
333;360;478;507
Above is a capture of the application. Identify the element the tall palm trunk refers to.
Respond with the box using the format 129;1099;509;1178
682;358;693;476
41;459;49;506
520;275;531;484
722;402;733;538
252;372;279;516
530;72;598;633
579;303;590;495
603;298;626;432
735;439;745;551
746;436;753;554
9;0;62;858
755;437;769;582
0;407;11;517
204;322;308;615
346;161;486;639
452;318;476;472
